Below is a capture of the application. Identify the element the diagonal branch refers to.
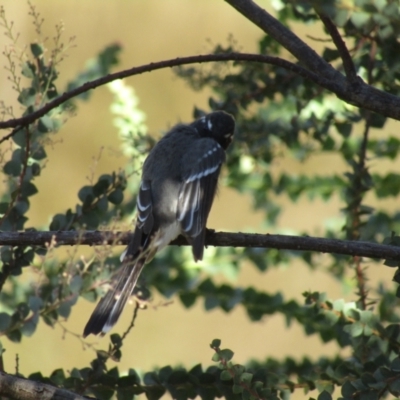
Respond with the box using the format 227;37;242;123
0;230;399;261
222;1;400;118
317;12;358;81
224;0;341;79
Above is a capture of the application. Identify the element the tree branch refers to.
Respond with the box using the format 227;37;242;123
224;0;400;119
1;47;400;144
317;12;358;81
0;53;330;132
224;0;342;78
0;371;90;400
1;230;399;261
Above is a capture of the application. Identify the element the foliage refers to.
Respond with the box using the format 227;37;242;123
0;1;400;399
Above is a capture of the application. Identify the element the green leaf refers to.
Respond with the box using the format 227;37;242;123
31;163;41;176
90;387;115;400
145;386;165;400
70;276;82;294
359;391;378;400
384;259;398;267
167;370;188;385
30;43;43;57
1;247;12;263
333;8;349;27
323;48;339;62
0;313;11;331
343;322;364;337
58;301;72;318
17;87;36;106
21;315;38;337
78;186;94;205
210;339;221;349
335;122;352;137
17;303;30;318
118;372;140;387
79;209;100;228
93;175;112;196
341;381;356;397
6;329;22;343
391;357;400;372
49;214;67;231
28;296;43;313
12;128;26;147
318;391;332;400
240;372;253;384
220;370;232;381
3;160;21;176
21;61;35;78
0;203;9;214
111;333;122;347
351;11;371;28
20;182;38;197
219;349;234;361
369;113;386;128
108;188;123;204
389;379;400;397
12;148;23;162
232;384;243;394
38;116;59;133
15;200;29;215
179;292;197;308
97;195;108;213
31;143;47;160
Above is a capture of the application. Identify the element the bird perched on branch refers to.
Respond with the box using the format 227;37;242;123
83;111;235;337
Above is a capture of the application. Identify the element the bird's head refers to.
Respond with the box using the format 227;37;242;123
191;111;235;150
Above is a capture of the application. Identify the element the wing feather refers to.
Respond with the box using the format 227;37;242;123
177;140;225;260
136;180;153;233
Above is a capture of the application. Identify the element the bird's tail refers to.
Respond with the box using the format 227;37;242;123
83;256;146;337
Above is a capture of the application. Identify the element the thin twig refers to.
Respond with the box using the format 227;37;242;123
0;128;19;145
352;114;372;310
120;301;140;342
368;38;378;85
317;12;358;81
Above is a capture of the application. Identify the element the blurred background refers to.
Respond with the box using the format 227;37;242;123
0;0;397;398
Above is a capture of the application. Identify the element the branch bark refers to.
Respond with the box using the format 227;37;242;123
1;39;400;143
224;0;400;119
317;12;357;81
0;53;340;133
1;230;399;261
0;371;89;400
225;0;338;77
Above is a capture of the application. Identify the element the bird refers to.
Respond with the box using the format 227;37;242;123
83;111;235;337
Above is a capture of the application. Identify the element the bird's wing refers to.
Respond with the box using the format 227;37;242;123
177;140;225;260
84;179;157;337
